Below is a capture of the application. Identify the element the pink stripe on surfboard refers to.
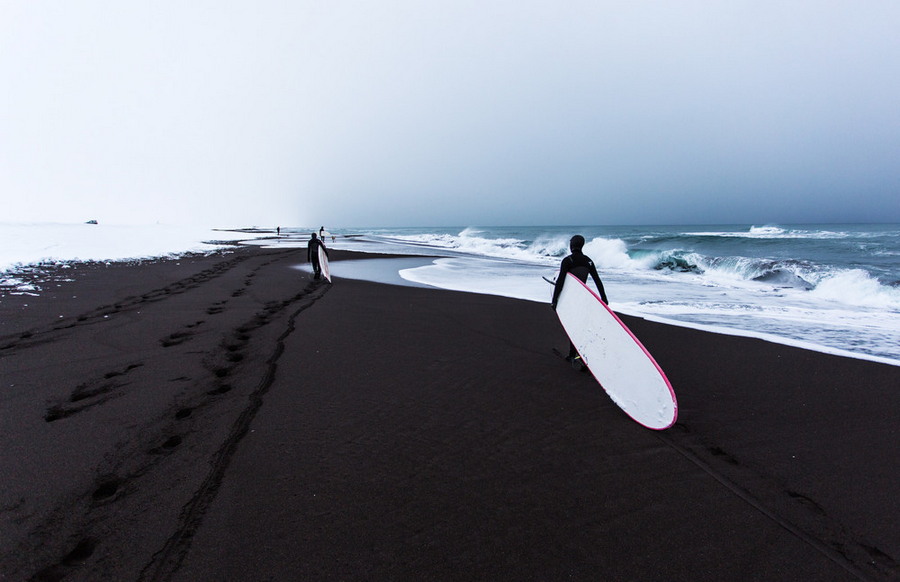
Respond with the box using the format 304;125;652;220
564;272;678;429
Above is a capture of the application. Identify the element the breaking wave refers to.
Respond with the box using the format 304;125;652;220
370;227;900;310
686;224;853;239
809;269;900;309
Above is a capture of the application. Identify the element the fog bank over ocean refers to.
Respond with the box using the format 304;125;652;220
0;223;253;291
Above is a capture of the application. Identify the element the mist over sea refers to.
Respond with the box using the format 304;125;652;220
279;223;900;365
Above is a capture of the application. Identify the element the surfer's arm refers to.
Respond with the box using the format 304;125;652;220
589;266;609;304
551;282;562;309
551;259;571;309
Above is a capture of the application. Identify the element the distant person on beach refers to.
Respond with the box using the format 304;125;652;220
551;235;609;365
319;226;325;240
307;233;328;280
277;226;281;236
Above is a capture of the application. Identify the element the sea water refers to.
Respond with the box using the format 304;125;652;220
3;222;898;365
279;224;900;365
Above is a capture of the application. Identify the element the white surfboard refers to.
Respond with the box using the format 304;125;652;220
318;245;331;283
555;273;677;430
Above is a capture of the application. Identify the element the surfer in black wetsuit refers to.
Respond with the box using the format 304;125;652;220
551;235;609;365
307;233;328;280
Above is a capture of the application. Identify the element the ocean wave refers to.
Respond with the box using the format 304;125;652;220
685;225;852;240
557;237;708;274
383;229;559;264
699;256;814;281
808;269;900;310
334;225;899;363
526;233;571;258
616;247;896;302
687;255;900;305
364;228;899;307
588;239;817;285
628;249;705;273
750;225;784;235
383;231;656;268
582;237;633;268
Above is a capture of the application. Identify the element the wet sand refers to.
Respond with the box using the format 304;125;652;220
1;246;897;580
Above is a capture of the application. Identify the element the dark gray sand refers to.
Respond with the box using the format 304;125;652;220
1;246;897;580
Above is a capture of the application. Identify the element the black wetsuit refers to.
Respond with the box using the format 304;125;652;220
551;250;608;307
551;249;608;359
307;237;327;279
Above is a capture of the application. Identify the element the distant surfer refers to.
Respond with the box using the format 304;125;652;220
551;235;609;365
319;226;326;240
307;233;328;280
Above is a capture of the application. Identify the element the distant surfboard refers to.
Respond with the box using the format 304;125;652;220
318;245;331;283
554;273;677;430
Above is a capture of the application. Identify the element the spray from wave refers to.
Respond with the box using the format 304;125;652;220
809;270;900;310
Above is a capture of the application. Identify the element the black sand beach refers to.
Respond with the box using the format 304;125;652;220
1;246;898;581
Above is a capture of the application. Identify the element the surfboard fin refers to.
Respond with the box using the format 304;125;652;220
552;348;589;372
571;355;588;372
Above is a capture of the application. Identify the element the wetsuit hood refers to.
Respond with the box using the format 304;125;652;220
570;235;585;252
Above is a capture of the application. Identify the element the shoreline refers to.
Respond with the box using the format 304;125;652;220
634;310;900;367
3;242;898;370
1;244;899;579
3;229;897;367
309;249;900;367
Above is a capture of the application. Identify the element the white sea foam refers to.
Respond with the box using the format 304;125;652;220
336;228;899;307
337;225;900;365
687;225;852;239
583;238;635;269
749;225;785;236
5;222;896;364
808;269;900;310
526;233;571;258
385;229;553;264
394;254;900;365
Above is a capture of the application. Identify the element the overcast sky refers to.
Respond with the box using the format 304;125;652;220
2;1;899;228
